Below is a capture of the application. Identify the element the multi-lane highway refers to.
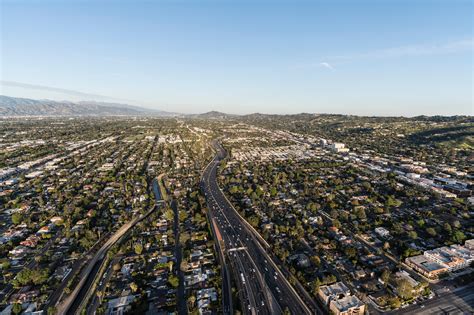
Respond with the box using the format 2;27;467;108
201;140;321;315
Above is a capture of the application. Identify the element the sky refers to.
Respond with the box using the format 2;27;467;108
1;0;473;116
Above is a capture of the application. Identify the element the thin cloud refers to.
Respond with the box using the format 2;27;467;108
0;80;130;103
319;62;334;70
329;38;473;62
290;62;335;71
299;38;474;70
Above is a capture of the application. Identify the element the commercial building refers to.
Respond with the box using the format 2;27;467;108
406;239;474;279
406;255;447;279
329;295;366;315
318;282;365;315
318;282;351;305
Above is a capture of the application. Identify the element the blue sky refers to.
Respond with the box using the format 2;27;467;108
1;0;472;115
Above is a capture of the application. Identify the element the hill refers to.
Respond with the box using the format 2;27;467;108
0;95;174;117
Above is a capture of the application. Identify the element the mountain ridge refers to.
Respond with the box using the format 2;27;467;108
0;95;176;117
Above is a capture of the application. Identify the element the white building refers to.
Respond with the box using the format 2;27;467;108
375;227;390;238
330;143;349;153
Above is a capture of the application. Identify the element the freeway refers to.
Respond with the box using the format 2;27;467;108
201;140;320;315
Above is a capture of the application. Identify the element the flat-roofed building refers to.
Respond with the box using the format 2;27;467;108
424;247;467;271
465;239;474;250
318;282;351;305
406;255;447;279
329;295;365;315
375;227;390;238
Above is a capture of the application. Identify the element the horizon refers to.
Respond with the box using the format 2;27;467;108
1;0;473;116
2;94;473;118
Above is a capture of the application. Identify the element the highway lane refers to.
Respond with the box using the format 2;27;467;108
207;212;233;315
201;140;317;315
207;193;271;315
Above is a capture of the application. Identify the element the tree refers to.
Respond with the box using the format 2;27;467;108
388;296;401;309
11;213;22;225
452;230;466;243
355;207;367;220
134;243;143;255
178;210;188;222
129;282;138;293
312;278;322;296
12;303;22;315
310;255;321;267
270;187;277;197
164;209;174;221
396;278;414;299
30;268;49;285
1;259;11;270
113;263;121;272
168;275;179;288
248;215;260;228
345;247;357;259
380;269;391;284
408;231;418;240
444;223;452;234
426;227;437;237
188;295;196;308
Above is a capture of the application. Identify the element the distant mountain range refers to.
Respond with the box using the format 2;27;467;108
2;95;470;119
189;111;238;119
0;95;175;117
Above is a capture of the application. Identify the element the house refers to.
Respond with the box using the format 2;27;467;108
36;226;51;234
50;216;63;225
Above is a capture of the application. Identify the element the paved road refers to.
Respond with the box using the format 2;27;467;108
86;255;121;314
56;174;165;314
201;140;319;315
207;207;233;315
42;233;110;312
389;283;474;315
171;198;187;315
